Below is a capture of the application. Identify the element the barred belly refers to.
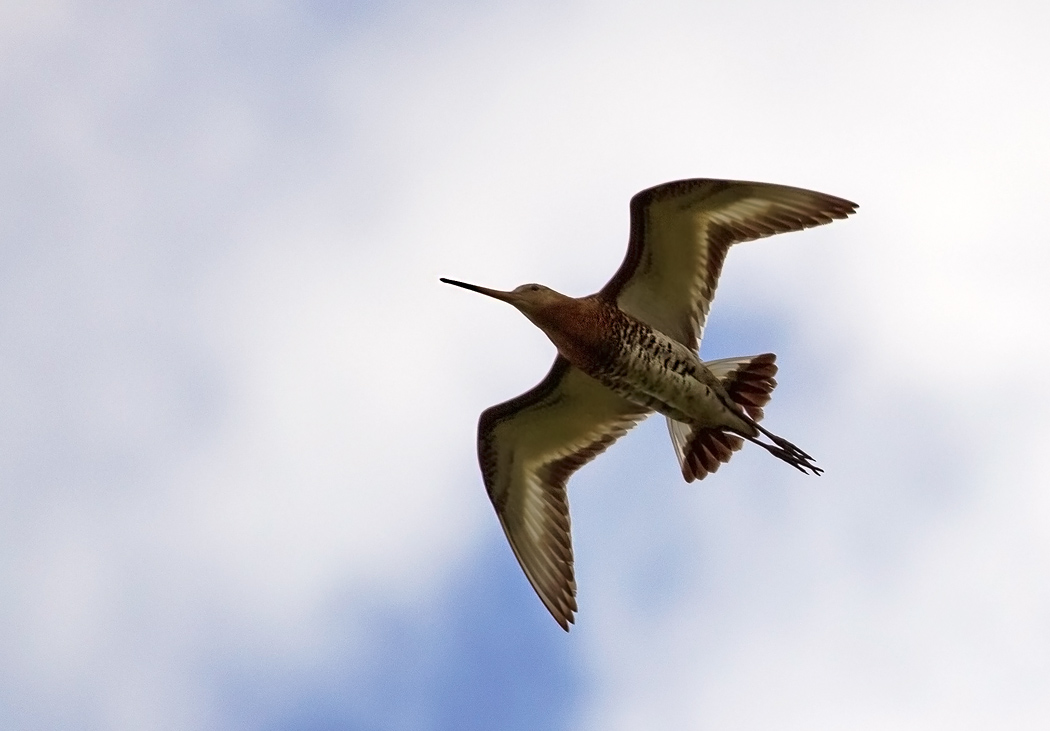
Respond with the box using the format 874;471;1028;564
587;319;735;427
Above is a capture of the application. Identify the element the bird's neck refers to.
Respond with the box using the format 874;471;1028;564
527;297;621;372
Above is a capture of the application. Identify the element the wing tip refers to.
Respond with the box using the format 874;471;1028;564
554;609;576;632
536;581;577;631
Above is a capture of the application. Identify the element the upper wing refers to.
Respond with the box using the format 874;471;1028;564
477;356;651;630
599;179;858;349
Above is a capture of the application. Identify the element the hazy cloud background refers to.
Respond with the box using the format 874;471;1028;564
2;1;1049;728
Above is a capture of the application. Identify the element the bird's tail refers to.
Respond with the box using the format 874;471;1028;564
666;353;779;482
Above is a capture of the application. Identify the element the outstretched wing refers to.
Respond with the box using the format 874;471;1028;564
478;356;651;630
599;179;857;349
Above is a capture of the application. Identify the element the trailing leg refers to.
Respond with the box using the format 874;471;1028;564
740;428;823;476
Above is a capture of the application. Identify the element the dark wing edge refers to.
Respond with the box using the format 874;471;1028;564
477;357;650;630
599;178;858;348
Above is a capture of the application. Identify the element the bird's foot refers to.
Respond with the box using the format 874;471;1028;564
745;428;823;476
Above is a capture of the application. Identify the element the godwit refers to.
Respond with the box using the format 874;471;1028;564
442;178;857;630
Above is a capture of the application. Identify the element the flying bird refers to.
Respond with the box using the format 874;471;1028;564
441;178;857;630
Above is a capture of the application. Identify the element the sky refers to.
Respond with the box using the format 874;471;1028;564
2;0;1049;729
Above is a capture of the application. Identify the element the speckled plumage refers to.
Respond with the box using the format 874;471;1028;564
568;301;746;428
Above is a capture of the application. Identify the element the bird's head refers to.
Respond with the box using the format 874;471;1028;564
440;278;571;326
